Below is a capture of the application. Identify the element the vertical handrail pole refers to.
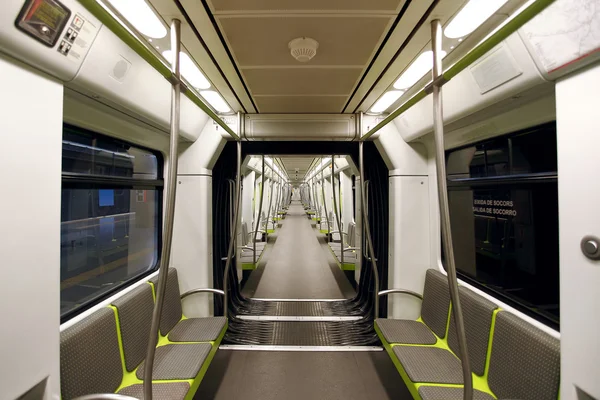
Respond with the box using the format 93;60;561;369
265;165;275;233
253;156;265;266
223;113;243;319
143;18;181;400
431;19;472;400
331;155;343;266
358;113;379;317
320;158;331;236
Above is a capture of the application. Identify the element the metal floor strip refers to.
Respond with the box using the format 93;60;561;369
236;315;362;321
219;345;383;352
251;298;348;302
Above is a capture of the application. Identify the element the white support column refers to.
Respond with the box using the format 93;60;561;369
0;54;62;400
556;62;600;400
172;116;225;318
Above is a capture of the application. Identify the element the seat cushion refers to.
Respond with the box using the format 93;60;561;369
420;270;451;339
118;382;190;399
136;343;212;380
168;317;227;342
393;346;463;384
418;386;495;400
247;242;266;250
240;253;261;264
376;319;437;345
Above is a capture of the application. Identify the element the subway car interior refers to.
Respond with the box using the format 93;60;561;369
1;0;599;399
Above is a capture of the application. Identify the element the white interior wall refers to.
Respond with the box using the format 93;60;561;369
171;121;225;318
374;123;431;319
556;62;600;400
70;25;209;142
341;172;354;233
241;171;255;233
0;55;62;400
393;33;550;143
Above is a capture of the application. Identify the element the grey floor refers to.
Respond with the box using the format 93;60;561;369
242;203;355;299
195;350;411;400
196;201;411;399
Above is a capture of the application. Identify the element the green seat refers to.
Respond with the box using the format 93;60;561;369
375;269;561;400
60;268;226;400
418;387;495;400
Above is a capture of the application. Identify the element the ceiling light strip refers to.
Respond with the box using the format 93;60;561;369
361;0;556;141
79;0;239;140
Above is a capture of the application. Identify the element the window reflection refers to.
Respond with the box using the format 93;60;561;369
446;123;559;327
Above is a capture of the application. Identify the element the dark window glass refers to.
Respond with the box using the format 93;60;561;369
445;122;559;328
61;125;162;319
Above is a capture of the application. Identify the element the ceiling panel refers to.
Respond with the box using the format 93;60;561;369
255;96;347;113
210;0;403;13
218;16;392;66
279;156;316;181
245;68;361;96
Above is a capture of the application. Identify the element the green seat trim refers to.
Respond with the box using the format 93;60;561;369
375;309;499;400
341;262;355;271
326;244;356;271
111;305;228;400
241;245;266;270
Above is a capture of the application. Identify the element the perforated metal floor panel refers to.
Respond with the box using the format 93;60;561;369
224;320;378;346
246;301;337;316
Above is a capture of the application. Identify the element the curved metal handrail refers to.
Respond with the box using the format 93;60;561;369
377;289;423;300
181;288;225;300
72;395;138;400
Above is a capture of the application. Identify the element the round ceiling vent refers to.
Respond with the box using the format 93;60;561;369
288;37;319;62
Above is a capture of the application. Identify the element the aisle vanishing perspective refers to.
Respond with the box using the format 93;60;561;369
196;201;412;400
243;201;355;299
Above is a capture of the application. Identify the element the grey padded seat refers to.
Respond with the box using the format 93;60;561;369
240;252;261;264
328;222;355;251
151;269;227;343
117;383;190;400
135;343;212;380
112;283;214;380
169;317;228;342
393;345;464;384
329;223;357;267
375;269;451;345
60;307;191;400
60;308;123;399
418;387;495;400
390;284;497;384
240;222;266;249
375;319;436;345
486;311;560;400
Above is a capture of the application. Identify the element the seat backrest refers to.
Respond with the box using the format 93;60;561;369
112;283;154;371
60;308;123;399
420;269;451;338
347;222;356;247
150;268;183;336
240;222;249;246
446;286;498;376
487;311;560;400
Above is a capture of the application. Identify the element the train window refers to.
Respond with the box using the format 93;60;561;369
445;122;559;328
60;125;163;320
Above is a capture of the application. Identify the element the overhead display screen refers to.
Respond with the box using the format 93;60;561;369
15;0;71;47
